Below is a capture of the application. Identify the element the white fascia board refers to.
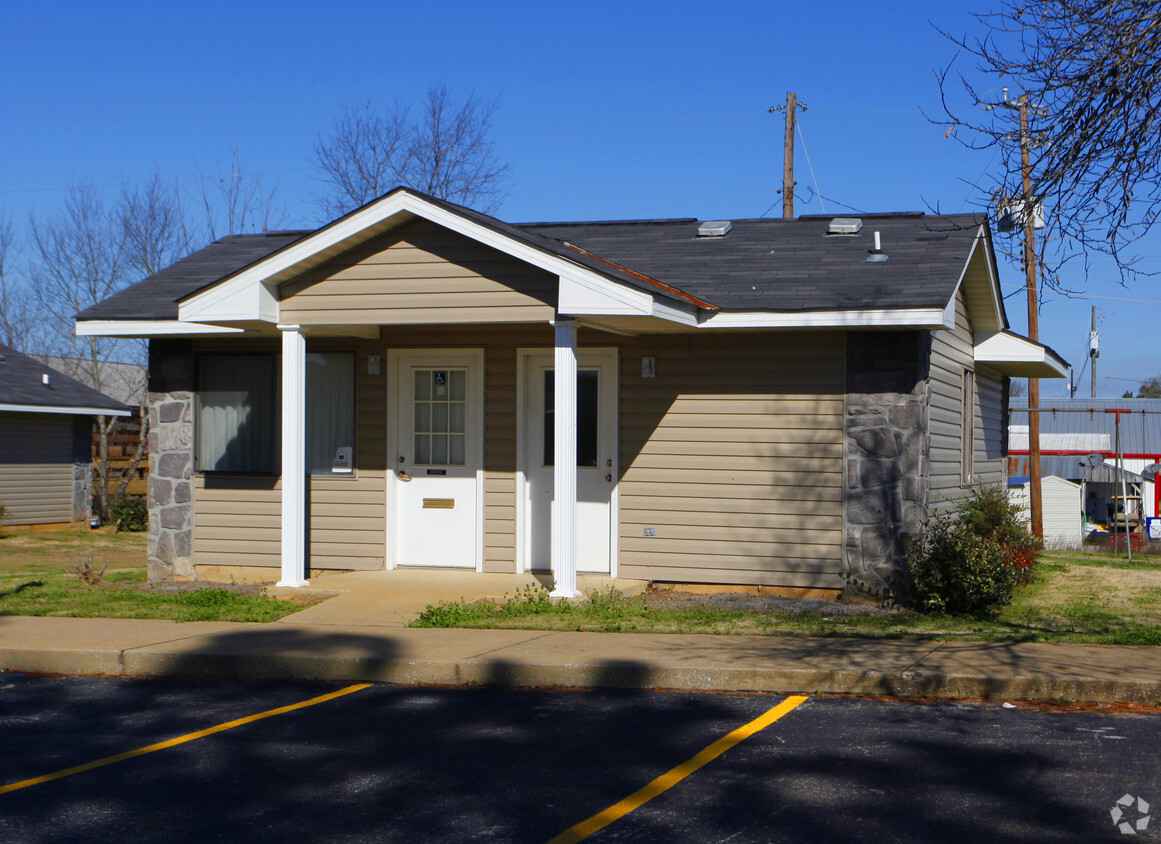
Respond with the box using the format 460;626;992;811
650;296;699;326
0;403;131;417
76;320;246;337
976;227;1006;330
974;331;1070;377
557;270;654;316
698;308;948;329
940;295;956;329
178;190;694;325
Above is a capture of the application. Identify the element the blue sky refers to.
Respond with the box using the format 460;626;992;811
3;0;1157;396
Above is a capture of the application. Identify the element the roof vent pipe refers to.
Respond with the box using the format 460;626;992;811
42;373;50;386
866;231;888;263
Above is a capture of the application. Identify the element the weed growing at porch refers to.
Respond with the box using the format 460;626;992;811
0;530;313;622
411;551;1161;645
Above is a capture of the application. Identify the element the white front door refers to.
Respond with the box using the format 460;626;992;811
389;349;484;569
521;348;618;574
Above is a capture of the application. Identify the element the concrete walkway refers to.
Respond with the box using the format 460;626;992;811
1;571;1159;704
268;568;647;628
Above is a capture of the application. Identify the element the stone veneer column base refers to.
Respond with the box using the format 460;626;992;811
147;340;195;583
843;332;930;602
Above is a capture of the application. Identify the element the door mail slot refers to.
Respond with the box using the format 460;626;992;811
422;498;455;509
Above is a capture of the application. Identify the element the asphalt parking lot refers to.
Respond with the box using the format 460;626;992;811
1;674;1158;842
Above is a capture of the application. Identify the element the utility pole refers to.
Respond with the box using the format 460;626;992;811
770;93;806;219
783;92;797;219
1019;92;1044;540
1090;306;1099;399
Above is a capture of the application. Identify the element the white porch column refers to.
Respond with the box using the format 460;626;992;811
550;317;580;598
277;324;309;587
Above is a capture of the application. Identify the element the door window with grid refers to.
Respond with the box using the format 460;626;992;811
413;369;467;465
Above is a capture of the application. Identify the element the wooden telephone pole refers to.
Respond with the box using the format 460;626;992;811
783;92;797;219
771;92;806;218
1018;92;1044;540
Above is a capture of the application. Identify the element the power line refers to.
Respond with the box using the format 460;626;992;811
795;120;824;214
497;109;767;150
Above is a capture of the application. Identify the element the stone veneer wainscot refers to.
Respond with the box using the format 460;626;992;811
844;332;931;600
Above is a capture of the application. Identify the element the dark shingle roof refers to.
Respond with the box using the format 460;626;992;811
76;189;988;321
0;344;130;414
524;213;985;311
78;231;308;321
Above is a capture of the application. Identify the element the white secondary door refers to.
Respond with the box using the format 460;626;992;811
389;349;484;569
521;348;618;575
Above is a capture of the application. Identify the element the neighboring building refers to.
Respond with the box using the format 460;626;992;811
32;356;150;500
0;344;130;527
76;188;1067;597
1008;475;1083;547
1009;398;1161;525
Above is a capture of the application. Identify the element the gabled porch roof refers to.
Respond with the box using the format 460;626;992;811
75;187;1064;366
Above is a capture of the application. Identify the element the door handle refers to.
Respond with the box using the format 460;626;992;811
605;474;612;483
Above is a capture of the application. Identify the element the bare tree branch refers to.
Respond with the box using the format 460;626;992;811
194;143;286;240
0;211;36;351
936;0;1161;288
315;82;510;217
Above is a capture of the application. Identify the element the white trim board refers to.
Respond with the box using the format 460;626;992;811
697;308;950;329
76;320;245;337
0;403;131;417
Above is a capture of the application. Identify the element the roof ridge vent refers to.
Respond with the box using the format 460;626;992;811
827;217;863;235
697;220;732;237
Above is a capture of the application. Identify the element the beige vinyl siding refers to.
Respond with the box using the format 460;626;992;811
975;365;1006;486
193;340;388;571
280;220;557;326
928;290;1006;511
617;333;846;588
0;412;79;525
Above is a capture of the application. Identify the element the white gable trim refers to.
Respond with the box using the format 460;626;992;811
178;190;689;326
949;226;1006;334
75;320;246;337
697;307;949;329
974;330;1069;377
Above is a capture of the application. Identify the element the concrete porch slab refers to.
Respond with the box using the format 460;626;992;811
267;568;648;628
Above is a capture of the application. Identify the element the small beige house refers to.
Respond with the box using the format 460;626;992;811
77;188;1067;598
0;344;130;527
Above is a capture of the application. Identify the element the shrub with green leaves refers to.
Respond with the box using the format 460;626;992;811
907;486;1037;617
109;495;147;532
957;484;1041;581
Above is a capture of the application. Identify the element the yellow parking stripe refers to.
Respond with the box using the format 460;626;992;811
0;683;373;796
547;694;809;844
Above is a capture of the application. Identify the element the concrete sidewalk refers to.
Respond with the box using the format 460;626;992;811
3;614;1161;704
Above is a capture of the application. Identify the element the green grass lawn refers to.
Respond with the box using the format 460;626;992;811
412;550;1161;645
0;528;310;623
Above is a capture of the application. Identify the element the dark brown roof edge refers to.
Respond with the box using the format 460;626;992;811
561;242;717;310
